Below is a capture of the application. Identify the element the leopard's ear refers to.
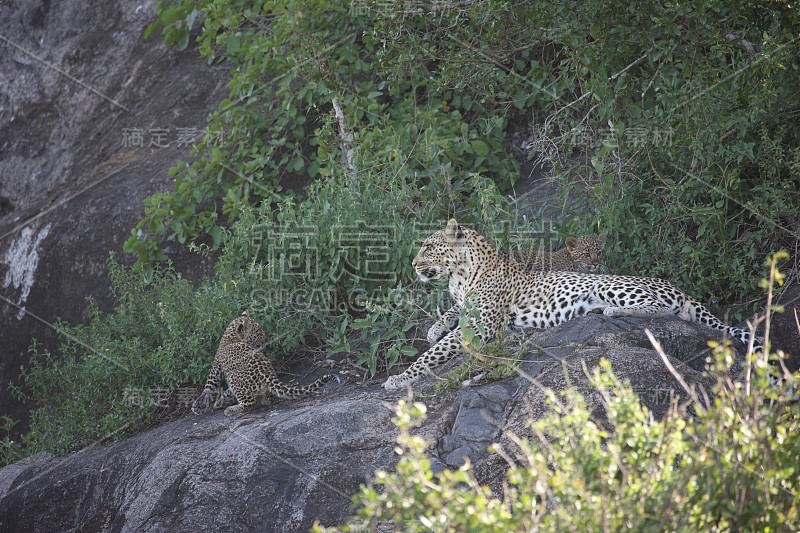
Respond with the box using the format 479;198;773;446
444;218;461;244
236;310;250;334
596;235;606;248
565;237;578;250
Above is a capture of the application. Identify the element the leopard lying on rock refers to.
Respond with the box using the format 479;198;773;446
193;311;335;416
508;234;605;273
384;219;761;390
430;235;605;344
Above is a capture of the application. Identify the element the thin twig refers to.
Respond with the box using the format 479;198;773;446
645;328;705;411
794;307;800;345
609;48;652;80
331;95;356;181
308;41;357;183
515;366;566;412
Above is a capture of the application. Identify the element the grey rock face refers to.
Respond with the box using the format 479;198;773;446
0;0;229;435
0;314;744;532
0;386;398;532
771;286;800;369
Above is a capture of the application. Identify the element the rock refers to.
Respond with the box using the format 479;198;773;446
0;314;728;531
770;286;800;371
437;384;511;468
0;384;399;532
0;0;230;438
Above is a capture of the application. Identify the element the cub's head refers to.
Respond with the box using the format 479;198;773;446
412;219;490;282
565;235;606;273
220;310;267;350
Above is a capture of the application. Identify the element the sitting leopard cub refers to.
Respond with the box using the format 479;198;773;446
509;235;605;273
384;219;761;390
193;310;334;416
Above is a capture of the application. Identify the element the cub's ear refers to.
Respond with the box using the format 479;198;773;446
565;237;578;250
597;235;606;247
241;310;250;317
444;218;461;244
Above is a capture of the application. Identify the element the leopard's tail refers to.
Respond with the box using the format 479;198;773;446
685;298;762;352
270;373;338;399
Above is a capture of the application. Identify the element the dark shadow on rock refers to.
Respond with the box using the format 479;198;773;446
771;285;800;371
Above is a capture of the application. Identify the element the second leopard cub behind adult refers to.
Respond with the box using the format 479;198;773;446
510;235;605;273
192;310;334;416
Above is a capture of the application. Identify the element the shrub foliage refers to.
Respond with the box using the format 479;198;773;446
135;0;800;311
320;352;799;531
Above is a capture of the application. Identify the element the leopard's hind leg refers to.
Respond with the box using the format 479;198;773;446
192;364;224;414
213;387;237;410
223;371;258;416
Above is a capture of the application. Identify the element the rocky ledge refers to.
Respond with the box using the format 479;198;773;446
5;311;795;533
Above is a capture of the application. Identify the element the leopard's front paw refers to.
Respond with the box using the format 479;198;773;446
602;307;618;317
224;404;247;417
383;374;412;391
191;390;213;415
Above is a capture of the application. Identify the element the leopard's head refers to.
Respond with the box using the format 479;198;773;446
565;235;606;273
412;219;491;282
220;310;267;350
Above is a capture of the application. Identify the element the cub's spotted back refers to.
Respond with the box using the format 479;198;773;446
192;310;335;416
384;219;761;390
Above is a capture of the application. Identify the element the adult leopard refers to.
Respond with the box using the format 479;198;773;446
383;219;760;390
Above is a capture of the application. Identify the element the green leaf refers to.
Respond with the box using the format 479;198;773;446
209;226;223;248
470;140;490;156
226;34;241;55
400;345;418;357
177;28;190;51
185;9;198;31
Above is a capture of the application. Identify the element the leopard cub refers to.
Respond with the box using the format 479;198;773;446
192;310;334;416
509;235;605;273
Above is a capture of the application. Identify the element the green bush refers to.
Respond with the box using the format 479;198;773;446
128;0;521;270
325;358;798;529
136;0;799;312
536;0;800;312
11;259;243;457
369;0;800;312
322;357;798;531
